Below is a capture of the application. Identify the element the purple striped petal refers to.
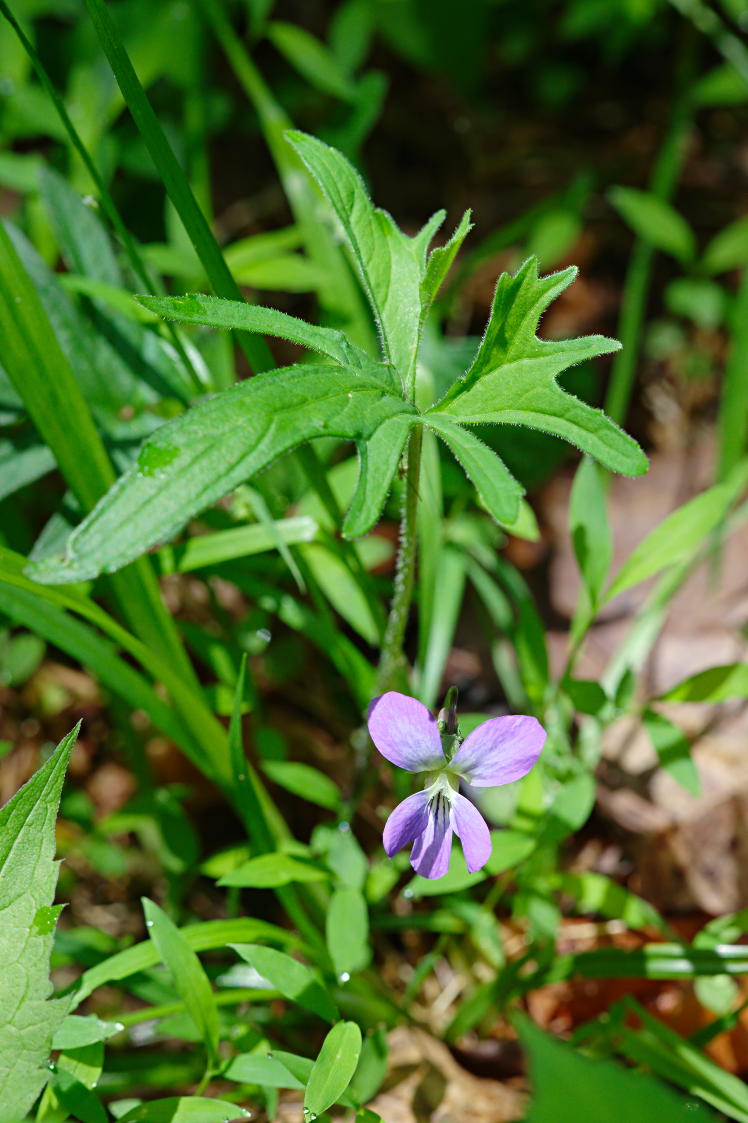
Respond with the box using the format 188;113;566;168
382;791;430;857
452;793;492;873
368;692;445;772
410;796;452;879
452;715;546;787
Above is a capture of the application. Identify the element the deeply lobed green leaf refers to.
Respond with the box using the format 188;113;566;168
0;727;77;1122
430;258;647;477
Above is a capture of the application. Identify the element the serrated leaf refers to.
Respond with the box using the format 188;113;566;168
609;186;696;263
286;129;444;388
0;725;78;1123
231;943;338;1021
304;1021;363;1116
430;258;646;477
28;365;414;584
142;898;220;1067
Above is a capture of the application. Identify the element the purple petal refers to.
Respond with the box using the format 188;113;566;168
382;791;430;857
410;797;452;879
452;793;492;873
452;715;546;787
368;692;445;772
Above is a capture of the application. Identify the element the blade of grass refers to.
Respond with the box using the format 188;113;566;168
0;0;201;397
0;220;195;684
717;264;748;479
604;27;695;425
85;0;375;595
84;0;273;374
196;0;374;354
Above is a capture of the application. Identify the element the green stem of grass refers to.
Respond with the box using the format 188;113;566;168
604;29;696;425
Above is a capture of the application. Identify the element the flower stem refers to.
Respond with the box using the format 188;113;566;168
374;424;424;696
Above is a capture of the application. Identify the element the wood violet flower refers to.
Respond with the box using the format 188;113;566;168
368;691;546;879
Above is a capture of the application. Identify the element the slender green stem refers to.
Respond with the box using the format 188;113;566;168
604;28;696;425
717;263;748;480
374;425;424;695
0;0;202;399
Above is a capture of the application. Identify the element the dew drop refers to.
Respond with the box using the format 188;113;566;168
337;820;350;833
338;971;351;983
145;920;153;927
403;888;414;900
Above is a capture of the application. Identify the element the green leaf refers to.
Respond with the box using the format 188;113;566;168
424;415;524;525
0;219;194;680
643;708;700;796
71;917;295;1007
231;944;338;1021
430;259;646;477
301;541;381;644
117;1098;251;1122
84;0;272;375
52;1015;122;1050
605;462;748;602
519;1016;716;1122
157;516;318;574
218;853;330;888
658;663;748;704
305;1021;363;1117
137;292;388;385
703;216;748;274
0;725;77;1122
554;871;667;932
609;186;696;263
569;456;611;606
141;898;220;1067
267;21;358;101
262;760;341;812
341;412;415;538
420;209;472;311
348;1027;389;1106
286;129;444;388
28;365;415;584
50;1069;108;1123
326;887;371;976
223;1050;305;1089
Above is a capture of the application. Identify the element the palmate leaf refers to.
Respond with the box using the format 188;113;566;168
430;257;648;478
0;726;77;1123
29;364;415;584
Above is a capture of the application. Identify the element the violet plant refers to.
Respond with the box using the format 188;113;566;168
2;4;748;1115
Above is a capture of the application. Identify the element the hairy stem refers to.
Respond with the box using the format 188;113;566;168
374;425;424;696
